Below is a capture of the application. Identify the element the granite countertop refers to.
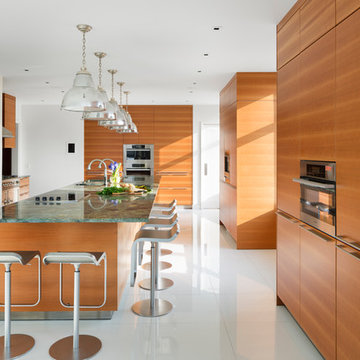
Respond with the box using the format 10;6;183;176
0;178;159;223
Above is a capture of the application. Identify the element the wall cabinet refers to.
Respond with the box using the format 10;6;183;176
336;242;360;359
335;8;360;246
336;0;360;23
300;0;335;51
276;213;300;322
2;93;16;149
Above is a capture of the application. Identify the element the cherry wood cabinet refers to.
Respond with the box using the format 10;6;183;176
2;93;16;148
276;212;300;322
335;9;360;246
300;0;335;51
19;176;30;201
277;11;300;69
336;242;360;359
298;29;336;161
336;0;360;23
277;58;300;218
300;225;336;360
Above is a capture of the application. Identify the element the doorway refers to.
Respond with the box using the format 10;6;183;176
200;123;220;209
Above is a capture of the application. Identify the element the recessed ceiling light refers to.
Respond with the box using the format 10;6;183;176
41;100;45;102
197;70;202;73
45;81;50;84
61;90;65;93
24;69;29;72
189;90;193;93
204;53;209;56
193;82;197;85
212;26;222;31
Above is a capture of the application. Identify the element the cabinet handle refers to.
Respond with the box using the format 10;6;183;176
336;236;360;252
276;211;298;224
204;163;208;176
336;244;360;261
160;187;189;190
299;224;334;242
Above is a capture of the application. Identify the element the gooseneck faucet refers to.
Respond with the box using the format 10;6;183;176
87;159;108;185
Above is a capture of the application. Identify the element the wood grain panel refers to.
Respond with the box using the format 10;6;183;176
276;213;300;322
236;73;277;101
2;94;16;148
298;29;336;161
219;75;237;111
277;58;300;218
300;0;335;51
236;98;276;249
220;181;237;240
300;226;336;360
336;242;360;360
277;10;300;69
336;0;360;23
277;0;307;31
335;9;360;245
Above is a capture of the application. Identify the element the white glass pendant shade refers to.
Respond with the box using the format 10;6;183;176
61;71;105;112
98;100;127;127
84;89;117;121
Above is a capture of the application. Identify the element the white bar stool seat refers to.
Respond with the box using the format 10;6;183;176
0;251;41;360
43;252;106;360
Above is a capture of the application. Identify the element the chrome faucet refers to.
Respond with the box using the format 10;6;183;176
87;159;108;185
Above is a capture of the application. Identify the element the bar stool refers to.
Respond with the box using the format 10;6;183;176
43;252;107;360
130;224;180;317
0;251;41;360
139;213;179;291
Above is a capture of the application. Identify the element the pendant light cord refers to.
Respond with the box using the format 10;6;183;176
98;56;102;88
81;32;87;71
111;72;115;99
119;84;123;108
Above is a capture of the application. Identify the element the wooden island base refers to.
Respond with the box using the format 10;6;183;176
0;222;142;318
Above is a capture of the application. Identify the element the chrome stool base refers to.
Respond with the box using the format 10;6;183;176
145;248;172;257
0;334;35;360
132;299;172;317
139;277;174;291
142;261;172;271
49;335;102;360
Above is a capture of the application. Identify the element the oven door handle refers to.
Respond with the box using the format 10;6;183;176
292;178;335;190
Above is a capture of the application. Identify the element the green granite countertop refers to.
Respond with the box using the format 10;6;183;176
0;179;159;223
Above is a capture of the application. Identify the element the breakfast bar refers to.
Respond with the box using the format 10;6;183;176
0;179;159;319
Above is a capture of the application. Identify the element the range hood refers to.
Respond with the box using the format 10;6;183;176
2;127;13;138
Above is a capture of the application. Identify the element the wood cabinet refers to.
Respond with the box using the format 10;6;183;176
19;177;30;201
335;8;360;246
336;242;360;359
2;93;16;148
300;0;335;51
336;0;360;23
277;58;300;218
220;73;276;249
298;29;336;161
300;226;336;360
277;11;300;69
276;212;300;322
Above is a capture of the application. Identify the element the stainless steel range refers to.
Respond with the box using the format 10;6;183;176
2;178;20;205
123;144;154;176
293;160;336;236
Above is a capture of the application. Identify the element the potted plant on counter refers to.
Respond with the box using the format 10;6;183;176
109;162;123;186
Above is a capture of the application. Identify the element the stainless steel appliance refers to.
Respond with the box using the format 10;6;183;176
2;178;20;205
124;144;154;176
293;160;336;236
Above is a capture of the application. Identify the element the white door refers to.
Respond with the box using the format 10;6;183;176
201;123;220;209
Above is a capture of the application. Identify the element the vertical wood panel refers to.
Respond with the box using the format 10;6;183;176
2;93;16;148
336;0;360;23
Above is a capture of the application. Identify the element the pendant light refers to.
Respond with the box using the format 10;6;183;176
61;24;105;112
83;52;117;120
124;91;138;133
98;70;126;127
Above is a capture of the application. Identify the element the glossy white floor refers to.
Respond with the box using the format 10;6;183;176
10;210;323;359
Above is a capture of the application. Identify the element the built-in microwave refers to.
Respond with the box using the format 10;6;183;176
123;144;154;176
293;160;336;236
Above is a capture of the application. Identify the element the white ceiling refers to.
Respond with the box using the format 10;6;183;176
0;0;296;106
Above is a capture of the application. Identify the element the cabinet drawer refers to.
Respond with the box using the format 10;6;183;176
156;188;192;206
300;225;336;360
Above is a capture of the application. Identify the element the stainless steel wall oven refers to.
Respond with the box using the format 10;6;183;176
293;160;336;236
123;144;154;176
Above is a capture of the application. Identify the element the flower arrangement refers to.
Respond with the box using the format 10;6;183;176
108;162;123;185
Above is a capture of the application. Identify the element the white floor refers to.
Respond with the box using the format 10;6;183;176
11;210;323;359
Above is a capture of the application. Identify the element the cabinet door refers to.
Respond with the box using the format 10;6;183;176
336;0;360;24
277;11;300;69
336;242;360;359
276;212;300;322
277;58;300;218
335;9;360;245
128;105;154;144
300;0;335;50
2;94;16;148
298;29;336;161
300;226;336;360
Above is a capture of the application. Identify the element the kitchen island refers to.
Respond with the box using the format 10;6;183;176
0;179;159;319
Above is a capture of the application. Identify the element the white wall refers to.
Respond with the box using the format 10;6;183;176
193;104;220;209
18;105;84;196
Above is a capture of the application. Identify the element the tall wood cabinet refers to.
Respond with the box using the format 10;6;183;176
2;93;16;148
220;73;276;249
